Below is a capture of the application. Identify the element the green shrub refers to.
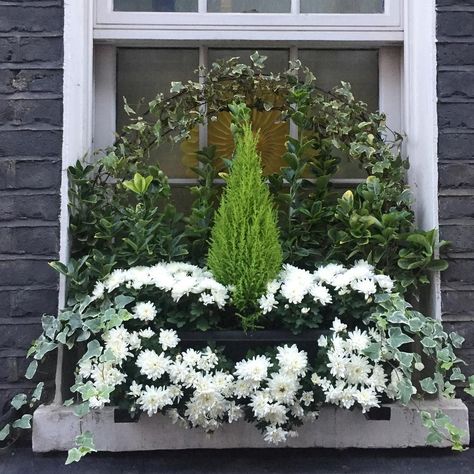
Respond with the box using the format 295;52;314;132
207;107;282;327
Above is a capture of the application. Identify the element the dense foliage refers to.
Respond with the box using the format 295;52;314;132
65;52;446;304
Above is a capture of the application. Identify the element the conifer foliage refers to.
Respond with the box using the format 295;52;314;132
208;103;282;327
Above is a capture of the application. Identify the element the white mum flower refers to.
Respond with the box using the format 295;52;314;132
199;293;215;305
375;274;394;292
136;349;171;381
315;263;345;284
347;328;370;353
317;335;328;348
138;385;173;416
263;425;288;444
91;281;105;300
128;381;142;398
369;364;388;392
104;269;127;291
309;283;332;305
351;278;377;299
331;317;347;333
250;391;272;418
301;391;314;406
346;260;374;281
276;344;308;377
235;355;272;383
133;301;157;322
259;293;278;314
267;372;300;404
301;307;310;314
158;328;180;350
265;403;289;426
345;355;372;385
139;328;155;339
355;387;380;413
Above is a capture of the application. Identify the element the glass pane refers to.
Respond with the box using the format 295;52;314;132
207;0;290;13
299;50;379;179
301;0;384;13
116;48;200;178
114;0;198;12
207;49;290;175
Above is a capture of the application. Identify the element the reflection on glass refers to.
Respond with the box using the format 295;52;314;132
116;48;200;178
207;0;290;13
114;0;198;12
299;49;379;179
301;0;384;13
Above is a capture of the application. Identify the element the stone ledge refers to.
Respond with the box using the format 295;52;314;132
32;399;470;452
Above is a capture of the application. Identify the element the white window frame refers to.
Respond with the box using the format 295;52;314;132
59;3;439;402
94;0;403;41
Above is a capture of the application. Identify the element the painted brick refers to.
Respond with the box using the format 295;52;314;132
439;196;474;220
0;160;61;190
439;163;474;188
438;43;474;67
440;224;474;252
0;226;59;255
437;0;474;6
0;290;12;317
438;103;474;130
0;260;58;287
0;69;63;95
442;290;474;318
437;11;474;38
438;133;474;160
0;5;63;34
11;288;58;318
0;193;60;221
0;36;63;65
442;259;474;284
0;131;62;157
438;71;474;100
0;99;62;127
0;322;42;350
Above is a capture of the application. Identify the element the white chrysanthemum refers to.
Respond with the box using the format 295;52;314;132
148;264;175;291
136;349;171;381
89;395;109;409
345;355;371;385
182;348;201;367
159;328;180;350
259;293;278;314
266;280;281;295
90;362;126;389
346;260;374;281
301;391;314;406
267;372;299;404
309;283;332;306
199;293;215;305
227;402;243;423
351;278;377;299
265;403;288;426
128;331;142;351
276;344;308;377
233;379;259;398
249;391;271;418
78;359;93;379
369;364;387;392
139;328;155;339
317;335;328;348
125;266;150;289
171;275;197;301
331;317;347;333
301;307;310;314
355;387;379;413
235;355;272;383
197;347;219;372
327;351;347;379
347;328;370;353
315;263;345;284
104;269;127;291
133;301;157;322
263;425;288;444
375;274;394;292
138;385;173;416
128;381;142;398
92;281;105;300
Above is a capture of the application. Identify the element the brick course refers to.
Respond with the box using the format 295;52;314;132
0;0;62;413
437;0;474;439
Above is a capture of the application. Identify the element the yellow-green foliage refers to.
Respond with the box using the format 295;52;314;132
207;122;282;318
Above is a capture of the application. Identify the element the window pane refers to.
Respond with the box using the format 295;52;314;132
301;0;384;13
299;49;379;179
207;0;290;13
116;48;200;178
114;0;198;12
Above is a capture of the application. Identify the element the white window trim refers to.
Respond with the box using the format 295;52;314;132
59;1;439;403
94;0;403;42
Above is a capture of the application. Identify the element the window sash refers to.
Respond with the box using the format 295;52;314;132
94;0;403;42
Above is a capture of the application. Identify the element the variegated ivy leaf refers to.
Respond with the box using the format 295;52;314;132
12;414;32;430
11;393;27;410
0;424;10;441
25;360;38;380
32;382;45;403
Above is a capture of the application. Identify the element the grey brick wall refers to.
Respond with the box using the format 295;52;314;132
437;0;474;438
0;0;62;412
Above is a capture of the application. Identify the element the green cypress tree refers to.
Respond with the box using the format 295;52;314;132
207;106;282;328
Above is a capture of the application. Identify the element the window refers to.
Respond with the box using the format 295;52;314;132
93;0;402;190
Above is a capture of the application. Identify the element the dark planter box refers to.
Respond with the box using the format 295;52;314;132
177;329;328;360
